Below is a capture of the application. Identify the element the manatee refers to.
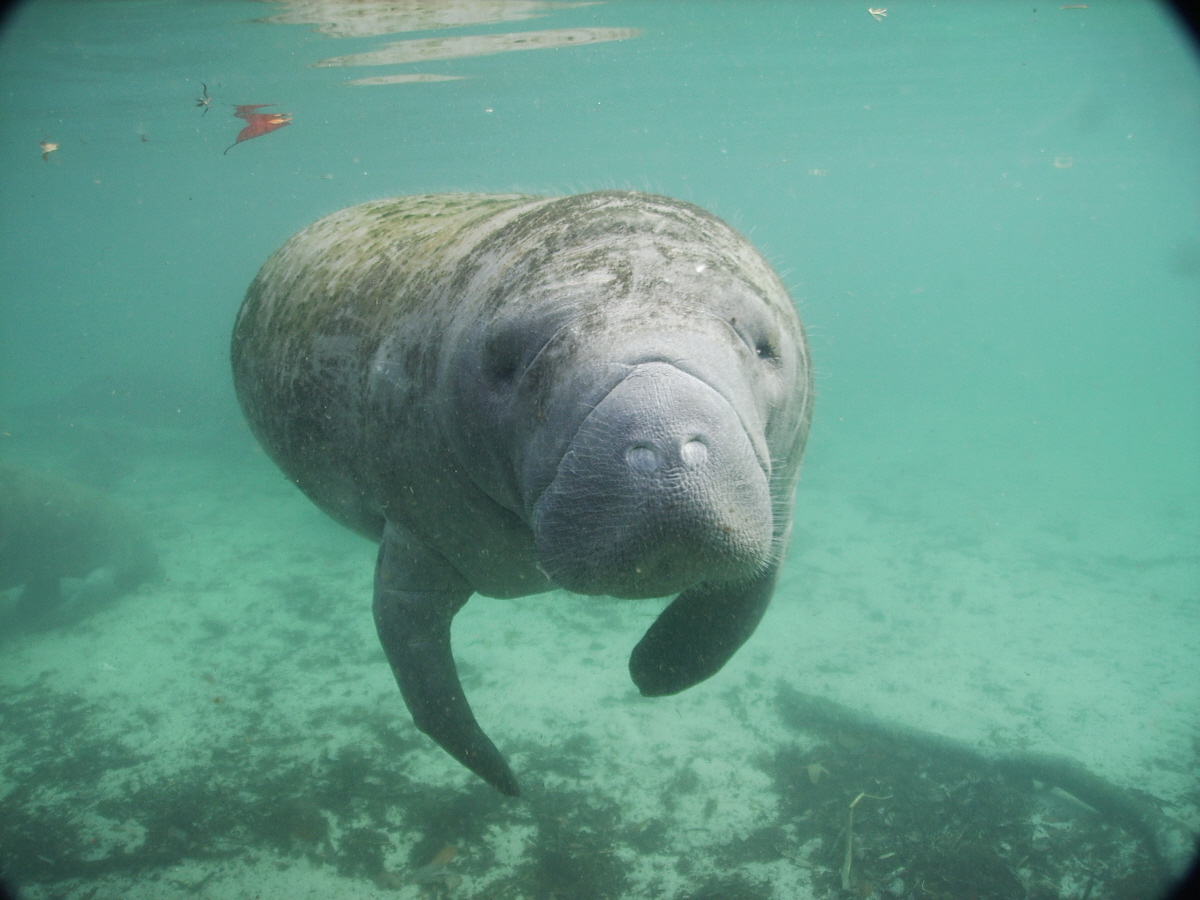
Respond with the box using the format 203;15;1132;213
0;463;159;634
231;191;813;795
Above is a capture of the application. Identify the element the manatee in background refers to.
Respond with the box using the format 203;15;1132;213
0;463;159;634
231;191;813;795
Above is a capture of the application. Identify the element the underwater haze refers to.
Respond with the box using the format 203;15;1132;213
1;2;1199;899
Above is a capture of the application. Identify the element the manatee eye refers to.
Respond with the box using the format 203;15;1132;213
755;338;779;361
729;316;780;363
483;331;523;386
489;354;519;384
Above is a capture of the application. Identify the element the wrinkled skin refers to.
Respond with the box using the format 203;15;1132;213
232;191;812;795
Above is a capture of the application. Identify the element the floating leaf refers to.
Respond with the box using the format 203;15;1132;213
224;104;292;155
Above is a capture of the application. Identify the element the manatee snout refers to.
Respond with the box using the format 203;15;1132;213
532;362;773;598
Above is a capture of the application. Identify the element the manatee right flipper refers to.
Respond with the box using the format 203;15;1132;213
372;522;520;796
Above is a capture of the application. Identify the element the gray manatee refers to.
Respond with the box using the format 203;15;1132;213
231;191;813;795
0;463;159;633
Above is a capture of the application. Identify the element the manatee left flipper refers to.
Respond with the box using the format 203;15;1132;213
629;562;780;697
372;522;520;796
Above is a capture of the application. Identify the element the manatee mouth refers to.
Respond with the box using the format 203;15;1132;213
531;362;772;598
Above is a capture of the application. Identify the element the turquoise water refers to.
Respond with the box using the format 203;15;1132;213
2;2;1199;898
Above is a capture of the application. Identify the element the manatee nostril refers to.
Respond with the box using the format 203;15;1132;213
626;444;660;472
680;439;708;468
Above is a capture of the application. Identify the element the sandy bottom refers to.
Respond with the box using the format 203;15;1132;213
2;427;1197;900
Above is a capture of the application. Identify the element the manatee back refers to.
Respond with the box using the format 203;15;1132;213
231;194;543;540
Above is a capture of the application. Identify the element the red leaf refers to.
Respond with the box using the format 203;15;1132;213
224;104;292;154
